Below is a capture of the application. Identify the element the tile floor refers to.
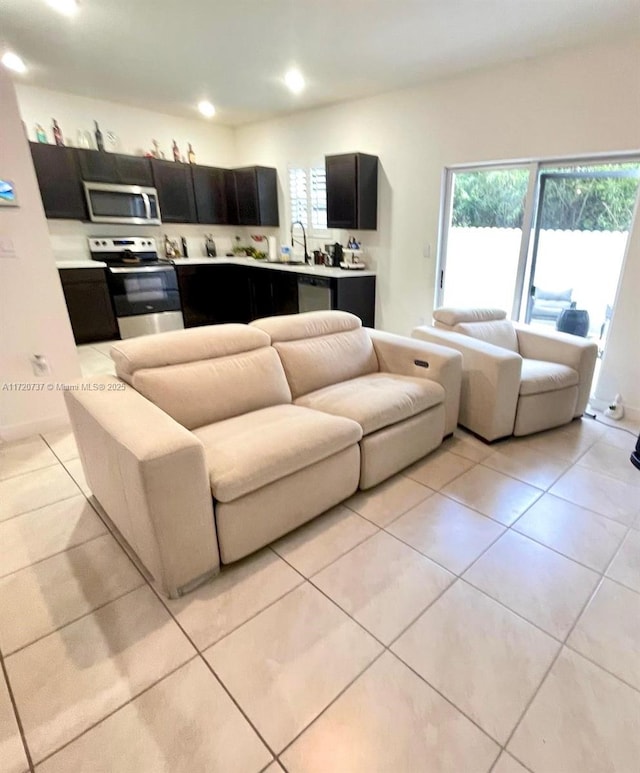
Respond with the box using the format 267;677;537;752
1;361;639;770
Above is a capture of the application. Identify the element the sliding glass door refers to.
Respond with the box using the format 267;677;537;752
438;165;535;312
437;156;640;375
525;165;640;353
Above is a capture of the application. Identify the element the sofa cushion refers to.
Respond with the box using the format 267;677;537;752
193;404;362;502
295;373;445;435
111;324;270;385
252;311;378;399
433;308;507;327
251;310;361;342
519;359;579;396
132;347;292;430
454;319;519;352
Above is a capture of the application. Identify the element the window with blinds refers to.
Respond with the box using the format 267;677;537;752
288;166;328;232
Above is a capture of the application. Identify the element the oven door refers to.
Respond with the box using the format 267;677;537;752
107;265;181;317
84;183;161;225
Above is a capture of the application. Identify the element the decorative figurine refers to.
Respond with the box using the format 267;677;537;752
52;119;64;146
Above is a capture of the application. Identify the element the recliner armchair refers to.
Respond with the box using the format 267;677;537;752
412;308;598;442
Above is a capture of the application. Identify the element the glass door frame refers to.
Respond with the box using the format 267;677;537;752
435;151;640;321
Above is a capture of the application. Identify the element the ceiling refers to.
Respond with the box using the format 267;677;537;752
1;0;639;126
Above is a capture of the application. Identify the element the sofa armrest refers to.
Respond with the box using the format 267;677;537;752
514;324;598;416
65;376;219;598
367;328;462;436
412;326;522;441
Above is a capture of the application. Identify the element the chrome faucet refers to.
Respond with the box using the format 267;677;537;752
290;221;310;264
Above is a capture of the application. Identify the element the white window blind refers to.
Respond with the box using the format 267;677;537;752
289;166;327;232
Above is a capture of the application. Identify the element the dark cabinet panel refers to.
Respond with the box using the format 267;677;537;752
152;160;197;223
249;269;298;320
326;152;378;230
59;268;118;344
232;166;279;226
30;143;87;220
333;275;376;327
192;165;229;224
177;264;252;327
76;149;153;186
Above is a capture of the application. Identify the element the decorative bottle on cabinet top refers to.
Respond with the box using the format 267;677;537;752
94;120;104;151
188;143;196;164
35;124;47;143
52;119;64;147
172;140;181;162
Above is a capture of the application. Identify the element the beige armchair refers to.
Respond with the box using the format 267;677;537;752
412;308;598;442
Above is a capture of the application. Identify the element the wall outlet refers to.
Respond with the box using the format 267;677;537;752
31;354;51;377
422;243;431;259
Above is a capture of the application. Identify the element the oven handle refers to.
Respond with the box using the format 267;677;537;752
109;266;176;274
141;192;152;221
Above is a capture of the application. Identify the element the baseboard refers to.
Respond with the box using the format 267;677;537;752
0;412;70;442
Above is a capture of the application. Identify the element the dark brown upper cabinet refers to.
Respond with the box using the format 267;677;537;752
231;166;279;227
151;160;197;223
326;152;378;230
192;165;230;224
29;143;87;220
76;149;153;186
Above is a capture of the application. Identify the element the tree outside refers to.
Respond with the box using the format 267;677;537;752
451;164;640;231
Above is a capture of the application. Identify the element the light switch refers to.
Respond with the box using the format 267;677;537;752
0;237;17;259
422;243;431;259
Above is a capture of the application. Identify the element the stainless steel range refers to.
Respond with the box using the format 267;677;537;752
89;237;184;339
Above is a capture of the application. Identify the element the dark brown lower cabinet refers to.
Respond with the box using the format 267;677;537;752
59;269;118;344
177;264;375;327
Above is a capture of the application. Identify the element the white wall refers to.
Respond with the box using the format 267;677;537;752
0;72;81;441
16;85;236;167
596;195;640;418
235;36;640;415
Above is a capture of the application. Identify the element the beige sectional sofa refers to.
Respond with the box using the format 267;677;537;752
65;311;462;598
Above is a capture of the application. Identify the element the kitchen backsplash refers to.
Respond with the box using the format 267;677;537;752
47;221;378;270
47;221;273;261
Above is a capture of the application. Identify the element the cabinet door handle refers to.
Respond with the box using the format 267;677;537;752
414;359;429;368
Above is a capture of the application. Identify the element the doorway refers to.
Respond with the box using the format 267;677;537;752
437;156;640;382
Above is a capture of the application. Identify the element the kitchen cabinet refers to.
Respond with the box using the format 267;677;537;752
326;152;378;230
30;143;87;220
231;167;279;227
152;160;197;223
58;268;118;343
177;262;374;328
249;268;298;320
176;264;252;327
192;165;230;224
76;149;153;186
333;274;376;327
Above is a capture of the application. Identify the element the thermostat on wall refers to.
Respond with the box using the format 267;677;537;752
0;179;18;207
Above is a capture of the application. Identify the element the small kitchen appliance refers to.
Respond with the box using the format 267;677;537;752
90;236;183;339
84;182;161;226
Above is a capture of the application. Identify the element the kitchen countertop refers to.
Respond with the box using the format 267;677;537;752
57;259;107;269
171;257;376;278
55;257;375;278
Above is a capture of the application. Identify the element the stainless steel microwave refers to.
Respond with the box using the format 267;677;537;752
83;182;161;225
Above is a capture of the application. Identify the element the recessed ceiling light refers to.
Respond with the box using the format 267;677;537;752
46;0;80;16
284;68;305;95
198;100;216;118
1;52;27;74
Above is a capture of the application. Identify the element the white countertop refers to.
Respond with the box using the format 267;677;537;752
172;257;376;278
57;260;107;269
55;256;375;278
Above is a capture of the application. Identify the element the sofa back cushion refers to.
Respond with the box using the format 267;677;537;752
431;307;518;352
251;311;379;398
453;319;519;352
111;325;291;429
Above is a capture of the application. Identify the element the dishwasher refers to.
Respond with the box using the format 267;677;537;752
297;275;333;312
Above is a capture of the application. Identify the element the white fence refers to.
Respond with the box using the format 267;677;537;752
444;227;629;336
